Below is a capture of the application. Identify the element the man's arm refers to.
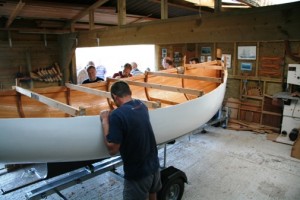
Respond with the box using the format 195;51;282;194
100;110;120;155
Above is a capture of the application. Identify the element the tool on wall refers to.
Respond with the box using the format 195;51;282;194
44;33;47;47
247;78;262;96
97;37;100;46
242;79;248;95
8;31;12;47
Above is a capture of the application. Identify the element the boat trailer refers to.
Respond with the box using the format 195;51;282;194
0;143;187;200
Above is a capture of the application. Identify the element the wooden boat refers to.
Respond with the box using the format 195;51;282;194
0;60;227;164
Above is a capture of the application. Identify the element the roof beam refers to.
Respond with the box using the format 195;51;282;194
214;0;222;12
238;0;260;7
0;27;72;34
89;10;95;30
66;0;109;28
118;0;126;25
161;0;168;19
5;0;25;28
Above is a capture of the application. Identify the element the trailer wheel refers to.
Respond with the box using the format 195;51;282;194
158;178;184;200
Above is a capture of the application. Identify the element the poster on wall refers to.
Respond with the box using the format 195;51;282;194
200;56;205;63
162;48;167;58
201;47;211;56
238;46;256;60
174;52;181;62
240;62;252;71
222;54;232;68
207;56;212;62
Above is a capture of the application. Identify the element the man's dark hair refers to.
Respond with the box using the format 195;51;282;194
110;81;132;99
87;65;96;71
123;63;132;70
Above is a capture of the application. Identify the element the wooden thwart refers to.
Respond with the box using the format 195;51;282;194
185;62;224;70
66;83;111;98
108;78;204;97
15;86;85;116
65;83;161;109
149;97;179;105
146;71;222;83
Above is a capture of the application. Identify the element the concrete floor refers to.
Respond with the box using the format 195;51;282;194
1;126;300;200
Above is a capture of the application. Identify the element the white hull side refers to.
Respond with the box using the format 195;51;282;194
0;72;227;164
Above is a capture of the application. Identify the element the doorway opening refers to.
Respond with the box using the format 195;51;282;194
75;44;156;84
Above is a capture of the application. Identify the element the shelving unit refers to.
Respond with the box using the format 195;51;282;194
225;41;286;130
157;40;300;131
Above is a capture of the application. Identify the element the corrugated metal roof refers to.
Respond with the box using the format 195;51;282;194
1;0;299;32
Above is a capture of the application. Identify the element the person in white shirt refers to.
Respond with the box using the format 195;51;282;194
96;65;107;80
161;57;174;69
131;62;143;76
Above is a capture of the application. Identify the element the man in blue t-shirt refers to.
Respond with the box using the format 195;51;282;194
100;81;161;200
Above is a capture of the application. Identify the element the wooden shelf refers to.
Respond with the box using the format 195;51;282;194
239;107;261;113
228;75;282;83
262;110;282;116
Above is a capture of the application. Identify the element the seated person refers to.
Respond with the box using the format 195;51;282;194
82;65;104;84
131;62;143;76
96;65;107;80
113;63;133;78
162;57;174;69
189;57;199;64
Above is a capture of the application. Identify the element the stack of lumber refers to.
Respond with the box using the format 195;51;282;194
227;119;279;134
30;62;62;82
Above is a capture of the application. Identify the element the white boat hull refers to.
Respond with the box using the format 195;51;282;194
0;71;227;164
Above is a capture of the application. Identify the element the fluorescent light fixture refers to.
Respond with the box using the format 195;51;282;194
271;0;300;5
184;0;214;8
184;0;300;8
